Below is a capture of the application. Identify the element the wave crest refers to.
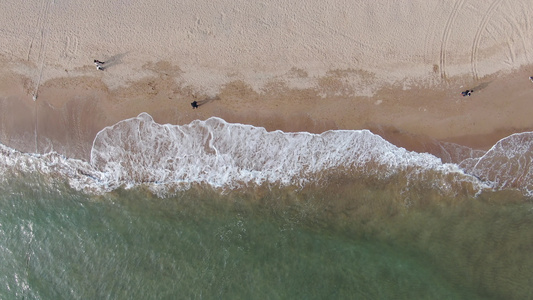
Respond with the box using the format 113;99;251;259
7;113;521;196
462;132;533;195
88;113;481;195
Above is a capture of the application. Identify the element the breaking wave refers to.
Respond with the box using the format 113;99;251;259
1;112;532;197
461;132;533;196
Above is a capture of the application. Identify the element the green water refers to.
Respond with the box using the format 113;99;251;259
1;176;532;299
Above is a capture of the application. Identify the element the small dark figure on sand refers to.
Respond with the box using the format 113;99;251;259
461;89;473;97
94;59;105;71
191;101;199;109
529;76;533;83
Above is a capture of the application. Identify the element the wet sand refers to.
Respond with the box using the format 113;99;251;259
1;62;533;162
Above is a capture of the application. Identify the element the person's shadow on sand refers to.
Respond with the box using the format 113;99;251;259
101;52;129;69
472;81;491;91
191;96;219;109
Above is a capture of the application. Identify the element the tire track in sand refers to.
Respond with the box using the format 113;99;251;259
27;0;52;61
501;1;532;66
32;0;54;101
62;35;80;64
471;0;504;80
439;0;466;79
423;1;445;71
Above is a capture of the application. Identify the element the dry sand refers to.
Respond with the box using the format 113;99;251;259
1;0;533;161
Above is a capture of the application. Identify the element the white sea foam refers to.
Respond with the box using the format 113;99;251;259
0;143;104;193
88;113;483;195
2;112;514;196
462;132;533;196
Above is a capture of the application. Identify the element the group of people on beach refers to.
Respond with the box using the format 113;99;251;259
94;60;105;71
93;57;207;109
91;57;533;107
461;89;473;97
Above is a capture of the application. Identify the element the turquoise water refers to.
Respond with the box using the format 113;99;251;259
2;174;532;299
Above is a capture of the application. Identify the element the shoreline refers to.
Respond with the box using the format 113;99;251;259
1;60;533;163
2;0;533;162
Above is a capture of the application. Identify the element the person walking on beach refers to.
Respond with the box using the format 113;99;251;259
461;89;473;96
191;101;199;109
94;59;105;71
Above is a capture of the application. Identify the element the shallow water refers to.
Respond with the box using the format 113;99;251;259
1;114;533;299
1;173;533;299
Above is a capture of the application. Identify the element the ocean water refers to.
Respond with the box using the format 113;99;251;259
1;113;533;299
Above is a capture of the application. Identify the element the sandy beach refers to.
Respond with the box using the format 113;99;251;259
1;0;533;161
4;3;533;298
